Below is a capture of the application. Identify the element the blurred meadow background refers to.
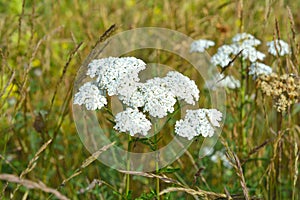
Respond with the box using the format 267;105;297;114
0;0;300;199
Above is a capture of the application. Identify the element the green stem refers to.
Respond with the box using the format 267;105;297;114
125;135;132;198
154;124;160;200
240;59;247;156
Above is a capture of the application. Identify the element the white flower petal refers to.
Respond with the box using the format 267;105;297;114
175;109;223;140
73;82;107;110
114;108;151;136
190;39;215;53
267;39;290;56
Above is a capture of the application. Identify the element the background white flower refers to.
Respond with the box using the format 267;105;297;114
190;39;215;53
210;151;232;168
231;33;265;62
267;39;290;56
232;45;265;62
74;82;107;110
232;33;261;46
249;62;272;79
210;33;265;67
210;45;234;68
114;108;151;136
175;109;223;140
206;74;240;90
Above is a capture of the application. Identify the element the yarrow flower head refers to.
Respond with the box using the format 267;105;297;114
175;109;222;140
249;62;272;79
74;82;107;110
231;33;261;46
161;71;199;105
138;78;177;118
266;39;290;56
113;108;151;136
210;150;232;168
206;74;240;90
231;33;265;62
210;32;265;67
210;45;234;68
87;57;146;96
121;71;200;117
74;56;221;138
190;39;215;53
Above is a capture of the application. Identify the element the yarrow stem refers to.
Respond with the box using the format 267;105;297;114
125;134;132;198
240;58;247;156
154;124;160;200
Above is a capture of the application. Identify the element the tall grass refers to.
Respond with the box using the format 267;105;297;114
0;0;299;199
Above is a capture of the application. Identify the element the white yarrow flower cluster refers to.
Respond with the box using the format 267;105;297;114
190;39;215;53
162;71;199;105
138;78;177;118
123;71;200;117
74;56;221;138
88;57;146;96
210;151;232;168
249;62;272;79
232;33;261;46
114;108;151;136
74;82;107;110
175;109;222;140
218;75;241;89
210;33;265;67
206;74;240;90
210;45;234;68
266;39;290;56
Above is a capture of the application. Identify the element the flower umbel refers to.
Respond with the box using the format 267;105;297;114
175;109;222;140
139;78;177;118
114;108;152;136
190;39;215;53
74;56;222;138
210;33;265;67
206;74;240;90
162;71;200;105
87;57;146;96
74;82;107;110
266;39;290;56
249;62;272;80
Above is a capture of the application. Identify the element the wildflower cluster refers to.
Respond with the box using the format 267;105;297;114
190;39;215;53
74;57;222;139
257;73;300;112
205;74;240;90
175;109;222;140
266;40;290;56
210;33;265;68
73;82;107;110
191;33;291;90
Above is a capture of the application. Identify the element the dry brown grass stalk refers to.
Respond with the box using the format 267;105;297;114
159;186;226;199
220;137;250;200
60;142;115;187
10;138;52;197
0;173;69;200
49;41;83;114
118;170;184;186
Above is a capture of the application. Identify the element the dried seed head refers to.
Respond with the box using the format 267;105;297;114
257;73;300;112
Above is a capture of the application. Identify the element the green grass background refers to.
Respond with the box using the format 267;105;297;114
0;0;300;199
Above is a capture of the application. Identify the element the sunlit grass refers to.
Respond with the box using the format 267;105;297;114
0;0;299;199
